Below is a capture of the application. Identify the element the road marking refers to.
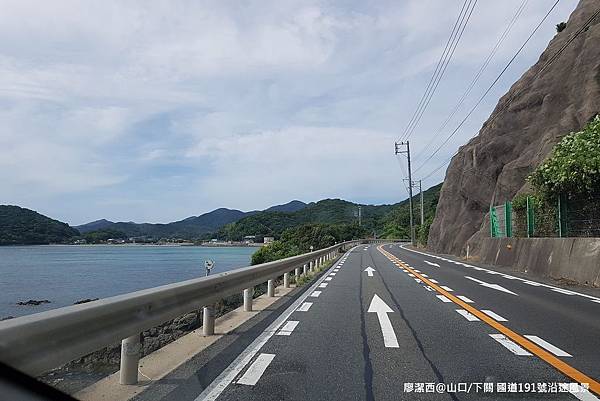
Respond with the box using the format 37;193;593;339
196;246;360;401
368;294;399;348
429;279;439;284
236;353;276;385
440;286;454;292
413;269;421;273
325;277;332;281
329;273;336;276
456;309;479;321
310;291;321;298
424;286;434;292
552;288;577;295
318;283;328;288
408;273;415;277
414;278;422;283
481;310;508;322
382;245;600;396
421;274;429;277
436;295;451;303
489;334;532;356
297;302;313;312
465;276;518;295
456;295;474;303
364;266;376;277
522;280;542;286
276;321;299;336
524;335;572;357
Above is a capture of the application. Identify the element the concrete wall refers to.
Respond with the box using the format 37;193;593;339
478;237;600;287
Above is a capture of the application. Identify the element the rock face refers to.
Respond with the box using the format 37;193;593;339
428;0;600;255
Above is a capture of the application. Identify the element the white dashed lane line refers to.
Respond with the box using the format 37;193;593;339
456;309;479;321
318;283;328;288
524;335;572;357
440;285;454;292
436;295;452;303
310;291;321;298
489;334;532;356
457;295;474;303
481;310;508;322
236;353;276;386
276;321;299;336
296;302;313;312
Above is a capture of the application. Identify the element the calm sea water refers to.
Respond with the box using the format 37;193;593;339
0;245;257;319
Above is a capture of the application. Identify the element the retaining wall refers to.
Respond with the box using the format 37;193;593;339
478;237;600;287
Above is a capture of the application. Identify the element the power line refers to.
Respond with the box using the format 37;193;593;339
413;0;529;164
399;0;477;142
414;0;561;175
420;4;600;183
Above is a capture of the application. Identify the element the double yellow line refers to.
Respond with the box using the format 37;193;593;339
377;244;600;396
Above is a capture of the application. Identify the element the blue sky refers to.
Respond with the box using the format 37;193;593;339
0;0;578;225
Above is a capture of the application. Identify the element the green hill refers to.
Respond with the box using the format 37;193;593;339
0;205;80;245
218;183;442;241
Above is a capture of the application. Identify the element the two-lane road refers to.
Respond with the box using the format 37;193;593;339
135;244;600;401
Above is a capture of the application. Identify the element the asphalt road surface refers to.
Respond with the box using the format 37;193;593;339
135;243;600;401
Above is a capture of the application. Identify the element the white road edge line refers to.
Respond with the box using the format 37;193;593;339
195;246;358;401
524;335;572;357
236;353;276;386
489;334;532;356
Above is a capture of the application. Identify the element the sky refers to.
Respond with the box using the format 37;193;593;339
0;0;579;225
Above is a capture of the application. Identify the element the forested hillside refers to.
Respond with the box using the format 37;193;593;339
0;205;80;245
218;183;442;241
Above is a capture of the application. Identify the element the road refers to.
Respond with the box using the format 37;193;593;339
135;243;600;401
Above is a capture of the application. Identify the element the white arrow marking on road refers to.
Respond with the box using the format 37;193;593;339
364;266;376;277
424;260;440;267
465;276;518;295
368;295;399;348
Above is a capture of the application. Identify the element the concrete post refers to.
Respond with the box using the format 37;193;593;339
243;288;253;312
202;305;215;336
267;279;275;297
303;264;308;275
309;261;314;272
295;267;301;277
119;334;141;385
284;272;290;288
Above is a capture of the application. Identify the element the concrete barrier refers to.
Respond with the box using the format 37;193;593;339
478;237;600;287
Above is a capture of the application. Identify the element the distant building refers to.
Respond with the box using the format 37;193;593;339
263;236;274;244
243;235;256;244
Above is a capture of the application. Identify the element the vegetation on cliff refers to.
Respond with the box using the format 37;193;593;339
529;115;600;198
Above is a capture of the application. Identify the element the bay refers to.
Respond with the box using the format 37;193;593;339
0;245;257;319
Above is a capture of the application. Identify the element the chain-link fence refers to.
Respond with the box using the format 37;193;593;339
491;193;600;238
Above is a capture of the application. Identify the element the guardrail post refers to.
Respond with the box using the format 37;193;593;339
267;279;275;297
303;264;308;275
202;305;215;336
309;261;314;272
119;334;141;385
295;266;301;278
243;288;253;312
284;272;290;288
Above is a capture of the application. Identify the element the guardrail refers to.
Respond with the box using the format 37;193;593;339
0;240;380;384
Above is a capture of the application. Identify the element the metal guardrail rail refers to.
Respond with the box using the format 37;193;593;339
0;240;396;382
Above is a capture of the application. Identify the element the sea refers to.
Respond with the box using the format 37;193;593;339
0;245;257;319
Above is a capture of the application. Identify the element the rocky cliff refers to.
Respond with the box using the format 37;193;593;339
428;0;600;255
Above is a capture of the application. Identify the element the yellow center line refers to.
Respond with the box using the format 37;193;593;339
376;244;600;396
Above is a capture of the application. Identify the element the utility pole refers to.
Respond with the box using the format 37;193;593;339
395;141;414;245
358;206;362;227
419;180;424;226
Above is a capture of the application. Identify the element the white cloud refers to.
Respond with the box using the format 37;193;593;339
0;0;580;223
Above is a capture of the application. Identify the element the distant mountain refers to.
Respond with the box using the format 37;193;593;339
75;219;114;233
265;200;307;213
76;201;307;239
0;205;80;245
